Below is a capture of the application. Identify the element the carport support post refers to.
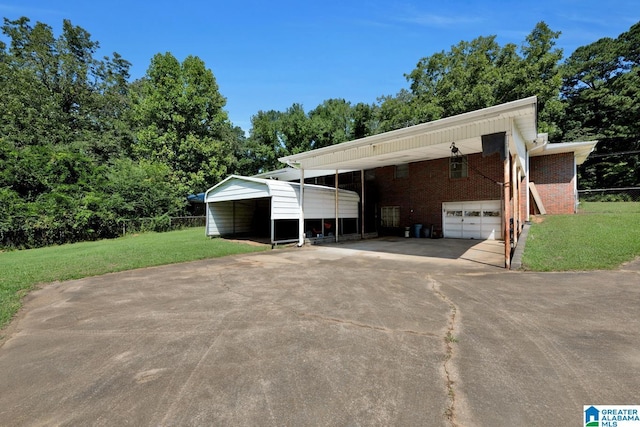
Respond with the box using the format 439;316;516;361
270;219;275;245
335;170;339;243
298;168;305;247
503;152;512;269
361;169;365;238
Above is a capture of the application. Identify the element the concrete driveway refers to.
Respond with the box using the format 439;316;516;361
1;238;639;426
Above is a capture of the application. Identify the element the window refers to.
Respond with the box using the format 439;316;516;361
380;206;400;227
449;155;468;178
394;164;409;179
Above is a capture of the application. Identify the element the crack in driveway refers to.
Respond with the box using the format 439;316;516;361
428;275;461;427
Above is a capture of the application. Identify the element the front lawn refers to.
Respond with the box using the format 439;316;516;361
0;228;268;330
522;202;640;271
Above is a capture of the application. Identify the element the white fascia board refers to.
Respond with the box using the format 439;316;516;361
279;96;537;165
254;167;356;181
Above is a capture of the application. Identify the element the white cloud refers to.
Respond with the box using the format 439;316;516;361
398;12;483;28
0;3;63;17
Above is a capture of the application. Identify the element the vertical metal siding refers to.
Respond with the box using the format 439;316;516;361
207;200;259;236
269;182;301;220
207;202;234;236
338;194;360;218
302;191;359;219
232;200;255;233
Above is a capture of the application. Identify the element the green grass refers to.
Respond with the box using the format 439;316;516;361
0;228;269;329
522;202;640;271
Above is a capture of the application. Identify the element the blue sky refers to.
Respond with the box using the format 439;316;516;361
1;1;638;132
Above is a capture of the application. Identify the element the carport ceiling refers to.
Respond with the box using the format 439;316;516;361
279;97;538;171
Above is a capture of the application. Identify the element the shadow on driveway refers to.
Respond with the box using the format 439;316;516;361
321;236;506;269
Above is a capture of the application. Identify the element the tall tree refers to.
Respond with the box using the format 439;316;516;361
1;17;131;154
375;89;430;132
392;22;564;137
562;21;640;189
280;103;312;155
131;52;237;193
243;110;286;174
514;22;564;137
352;102;378;139
308;98;353;149
407;34;503;117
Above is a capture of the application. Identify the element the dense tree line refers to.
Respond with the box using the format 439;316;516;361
562;22;640;189
1;17;638;248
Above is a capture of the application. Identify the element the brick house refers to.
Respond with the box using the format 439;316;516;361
207;97;596;268
277;97;597;268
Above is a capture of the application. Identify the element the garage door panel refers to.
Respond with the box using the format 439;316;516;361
443;201;502;240
482;218;501;226
463;224;483;239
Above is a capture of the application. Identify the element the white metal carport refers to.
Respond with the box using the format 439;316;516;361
205;175;360;245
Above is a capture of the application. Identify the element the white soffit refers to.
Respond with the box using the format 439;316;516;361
529;141;598;165
279;97;539;171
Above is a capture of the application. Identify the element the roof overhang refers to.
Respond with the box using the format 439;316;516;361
529;141;598;165
253;167;356;181
279;97;539;170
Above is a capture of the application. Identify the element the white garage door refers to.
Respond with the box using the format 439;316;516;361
443;201;502;240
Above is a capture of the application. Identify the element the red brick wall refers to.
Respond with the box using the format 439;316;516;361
529;153;576;214
373;153;504;229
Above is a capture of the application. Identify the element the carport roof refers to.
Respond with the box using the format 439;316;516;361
205;175;359;203
279;97;539;171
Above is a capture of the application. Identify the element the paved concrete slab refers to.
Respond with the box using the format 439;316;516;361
1;240;638;426
323;236;506;270
439;266;640;426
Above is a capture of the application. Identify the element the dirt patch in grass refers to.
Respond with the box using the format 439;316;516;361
530;215;545;224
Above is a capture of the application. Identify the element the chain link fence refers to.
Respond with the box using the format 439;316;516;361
578;187;640;202
120;216;206;235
